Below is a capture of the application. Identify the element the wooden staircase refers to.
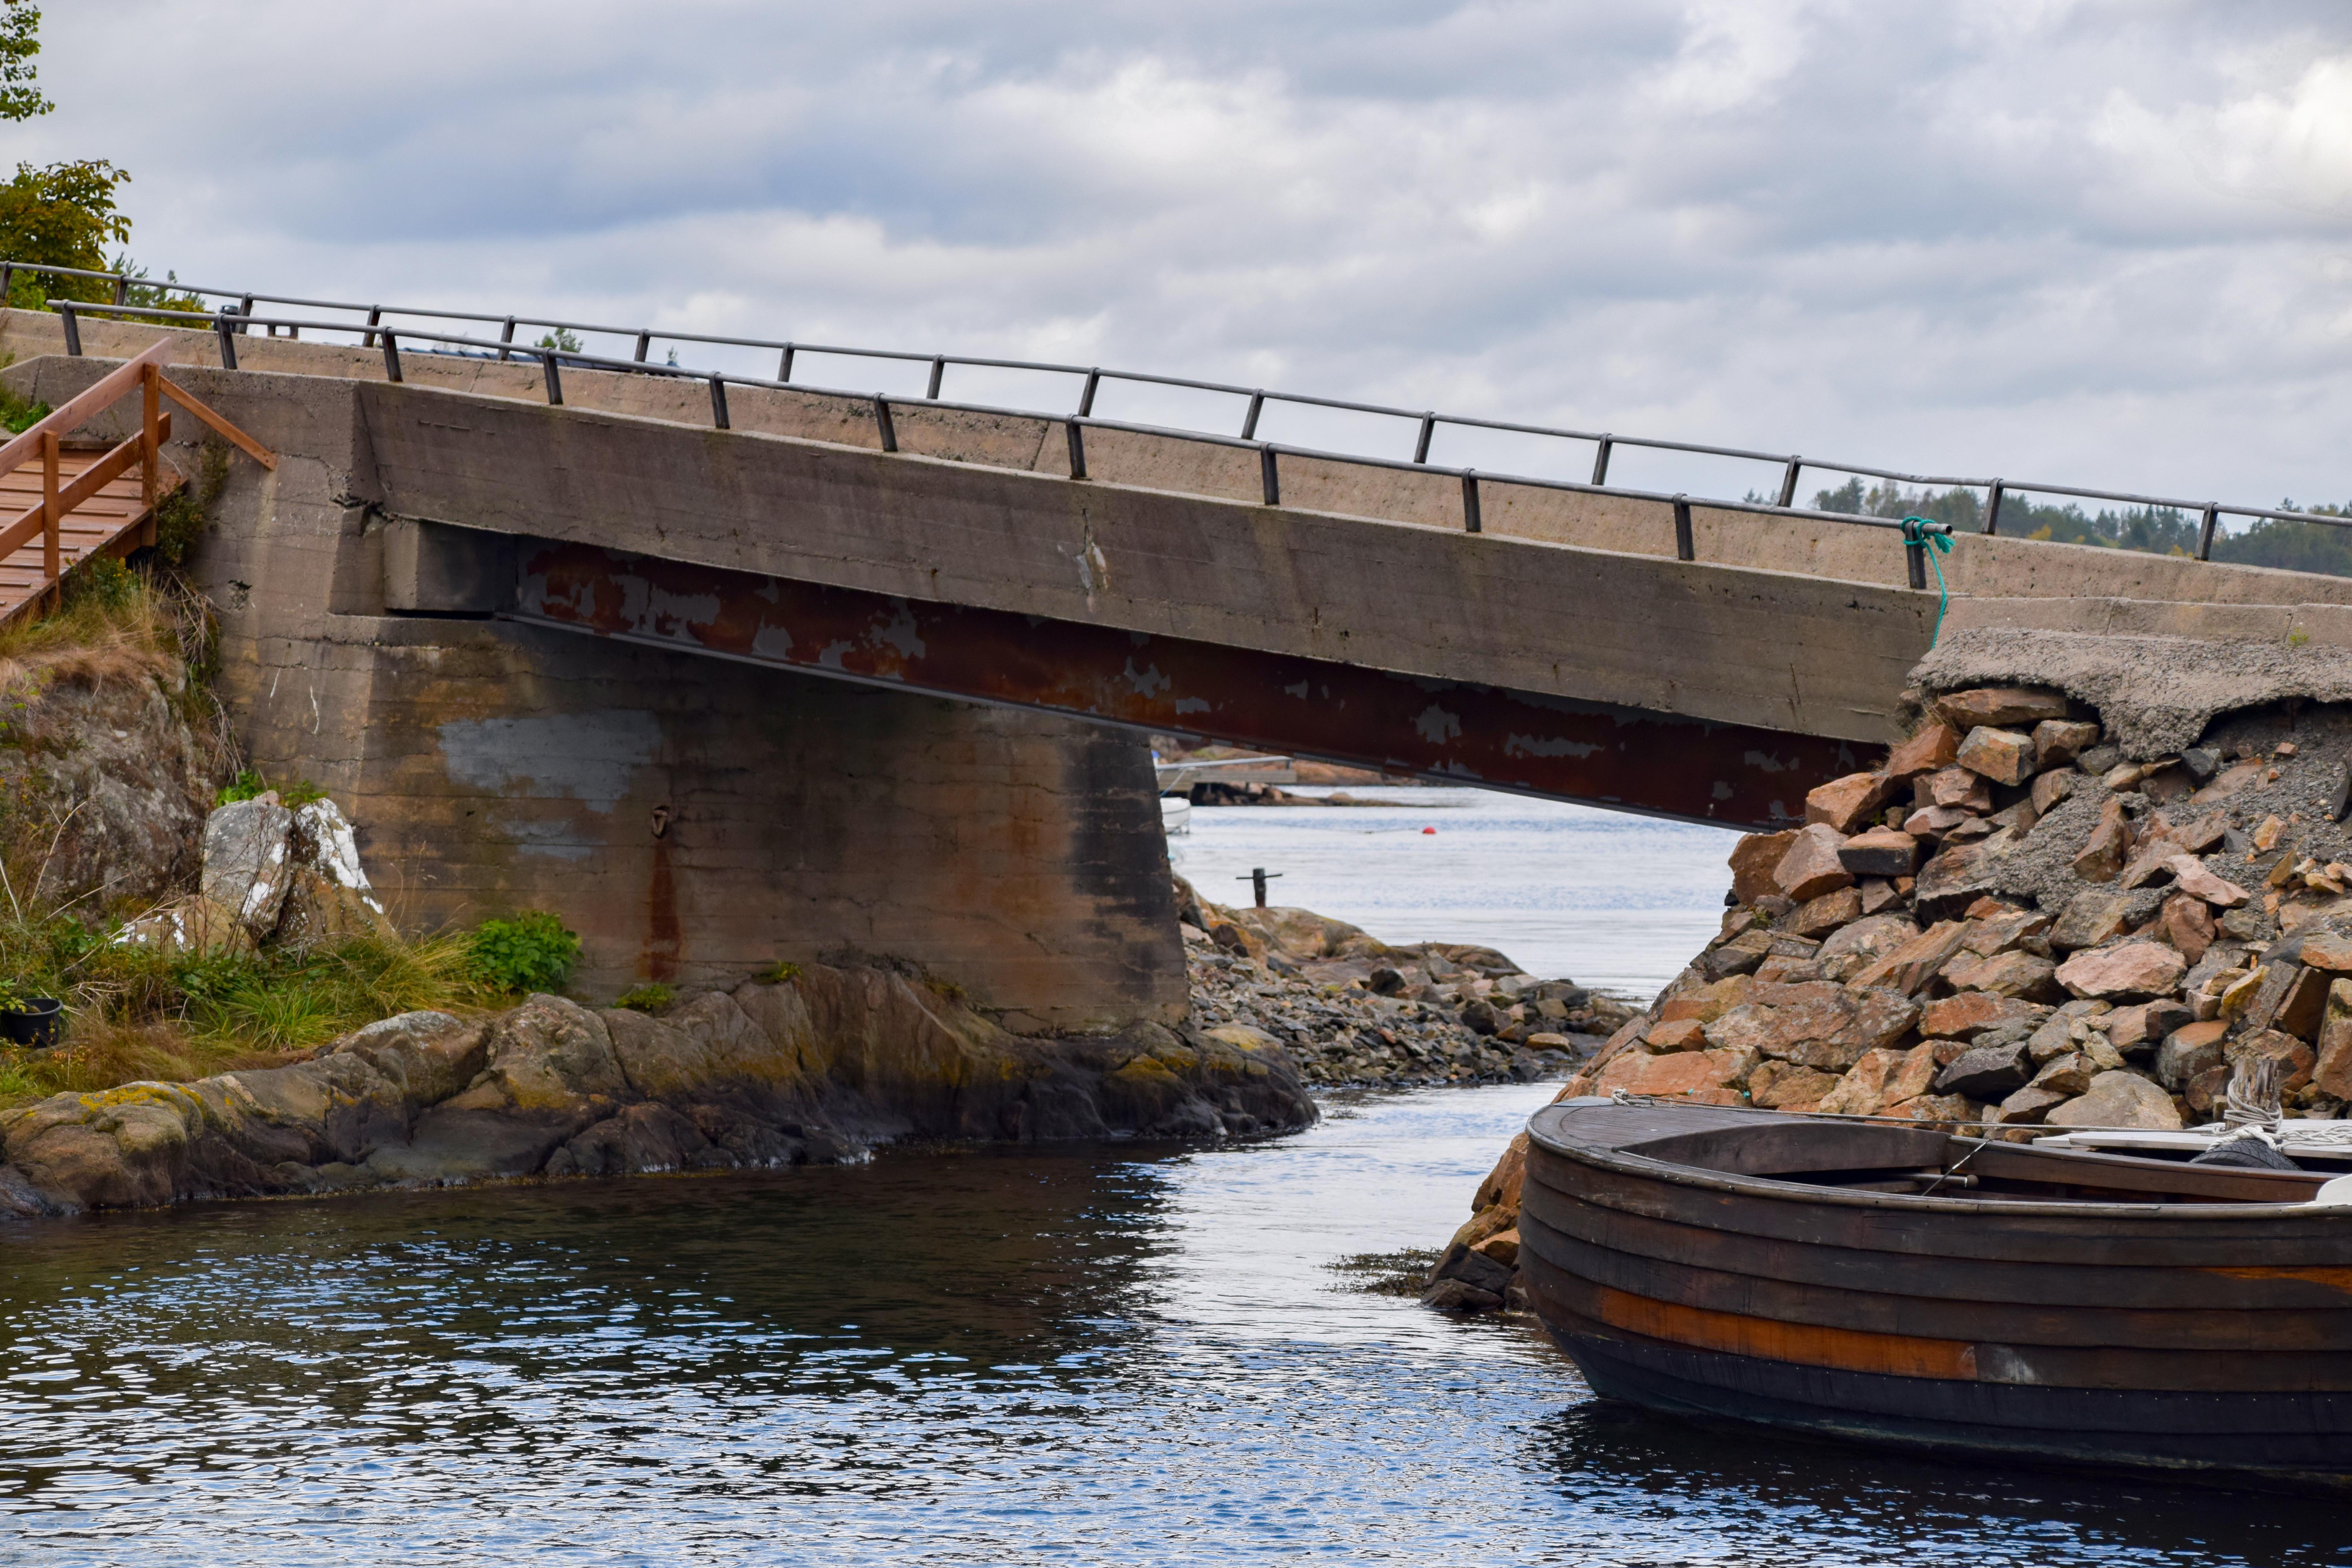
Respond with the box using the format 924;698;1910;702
0;338;272;621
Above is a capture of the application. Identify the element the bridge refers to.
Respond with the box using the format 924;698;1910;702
4;263;2349;1023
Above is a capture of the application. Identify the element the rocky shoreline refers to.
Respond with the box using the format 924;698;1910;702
1175;875;1634;1088
0;843;1640;1216
1428;679;2352;1316
0;966;1319;1216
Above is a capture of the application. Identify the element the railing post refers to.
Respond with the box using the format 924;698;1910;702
778;345;795;382
1906;534;1927;590
1983;479;2006;537
1776;457;1801;508
236;295;254;335
215;310;238;370
1241;391;1265;441
111;274;127;307
141;362;160;508
2198;502;2220;561
1591;435;1613;486
873;395;897;452
1260;445;1279;505
58;303;80;356
0;263;13;304
40;428;60;589
1461;470;1481;533
926;356;944;399
635;330;652;363
1413;413;1435;464
381;331;403;383
1065;419;1087;480
499;317;518;362
709;376;730;430
541;350;564;406
1078;368;1100;416
363;306;381;348
1672;494;1694;561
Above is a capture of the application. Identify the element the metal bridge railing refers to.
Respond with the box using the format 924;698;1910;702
5;257;2337;573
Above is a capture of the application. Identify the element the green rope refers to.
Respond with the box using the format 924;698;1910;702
1901;515;1953;647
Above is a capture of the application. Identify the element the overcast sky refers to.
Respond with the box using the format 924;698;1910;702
21;2;2352;513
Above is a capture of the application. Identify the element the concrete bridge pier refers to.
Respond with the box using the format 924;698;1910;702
222;608;1187;1029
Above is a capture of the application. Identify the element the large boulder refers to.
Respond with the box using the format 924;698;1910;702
1934;1038;2033;1100
1728;830;1800;904
275;800;399;946
1806;772;1898;835
1935;686;2069;730
199;794;296;938
2045;1071;2181;1130
1587;1044;1757;1103
1773;825;1854;902
2056;942;2188;1002
1817;1044;1937;1116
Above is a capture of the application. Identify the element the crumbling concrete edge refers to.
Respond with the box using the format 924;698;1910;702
1913;627;2352;759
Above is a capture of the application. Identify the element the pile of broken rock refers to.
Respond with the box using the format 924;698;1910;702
1573;681;2352;1131
1423;681;2352;1315
1175;874;1635;1087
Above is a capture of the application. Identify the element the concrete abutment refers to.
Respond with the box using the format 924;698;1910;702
0;336;1183;1028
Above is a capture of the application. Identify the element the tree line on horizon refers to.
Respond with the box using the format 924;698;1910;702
1795;475;2352;579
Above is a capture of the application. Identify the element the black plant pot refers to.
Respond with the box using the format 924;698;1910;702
3;998;63;1051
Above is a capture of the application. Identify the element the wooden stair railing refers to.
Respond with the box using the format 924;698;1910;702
0;339;275;621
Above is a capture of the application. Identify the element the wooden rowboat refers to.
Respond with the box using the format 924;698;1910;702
1521;1097;2352;1485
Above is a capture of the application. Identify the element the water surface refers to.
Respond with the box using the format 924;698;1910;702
3;1087;2343;1565
1168;787;1738;999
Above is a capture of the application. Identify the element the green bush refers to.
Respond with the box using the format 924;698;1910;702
150;443;227;566
214;768;325;808
468;911;581;995
63;554;134;613
612;982;673;1013
0;377;45;434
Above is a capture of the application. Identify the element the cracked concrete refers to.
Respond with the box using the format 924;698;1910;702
1918;628;2352;759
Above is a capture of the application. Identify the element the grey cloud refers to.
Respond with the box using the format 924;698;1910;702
22;0;2352;505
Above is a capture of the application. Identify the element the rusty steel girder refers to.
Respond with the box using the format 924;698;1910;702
508;540;1860;828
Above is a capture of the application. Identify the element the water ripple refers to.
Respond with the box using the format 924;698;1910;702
0;1087;2343;1564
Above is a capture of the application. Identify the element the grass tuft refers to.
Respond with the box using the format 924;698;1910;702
613;982;674;1013
0;929;507;1111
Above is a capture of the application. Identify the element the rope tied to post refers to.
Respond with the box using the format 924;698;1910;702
1900;515;1953;648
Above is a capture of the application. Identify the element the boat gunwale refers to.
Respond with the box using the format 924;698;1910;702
1526;1102;2350;1224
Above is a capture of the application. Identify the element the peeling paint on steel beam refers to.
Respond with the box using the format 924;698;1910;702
508;541;1860;828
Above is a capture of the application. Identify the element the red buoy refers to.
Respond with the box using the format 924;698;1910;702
1422;826;1436;835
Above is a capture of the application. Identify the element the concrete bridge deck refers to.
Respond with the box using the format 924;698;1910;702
4;305;2348;1012
13;310;2350;812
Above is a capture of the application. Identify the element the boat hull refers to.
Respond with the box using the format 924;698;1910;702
1521;1101;2352;1483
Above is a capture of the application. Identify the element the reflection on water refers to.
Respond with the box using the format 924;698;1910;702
2;1086;2345;1564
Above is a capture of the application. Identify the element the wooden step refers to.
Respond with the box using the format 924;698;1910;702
0;447;171;622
